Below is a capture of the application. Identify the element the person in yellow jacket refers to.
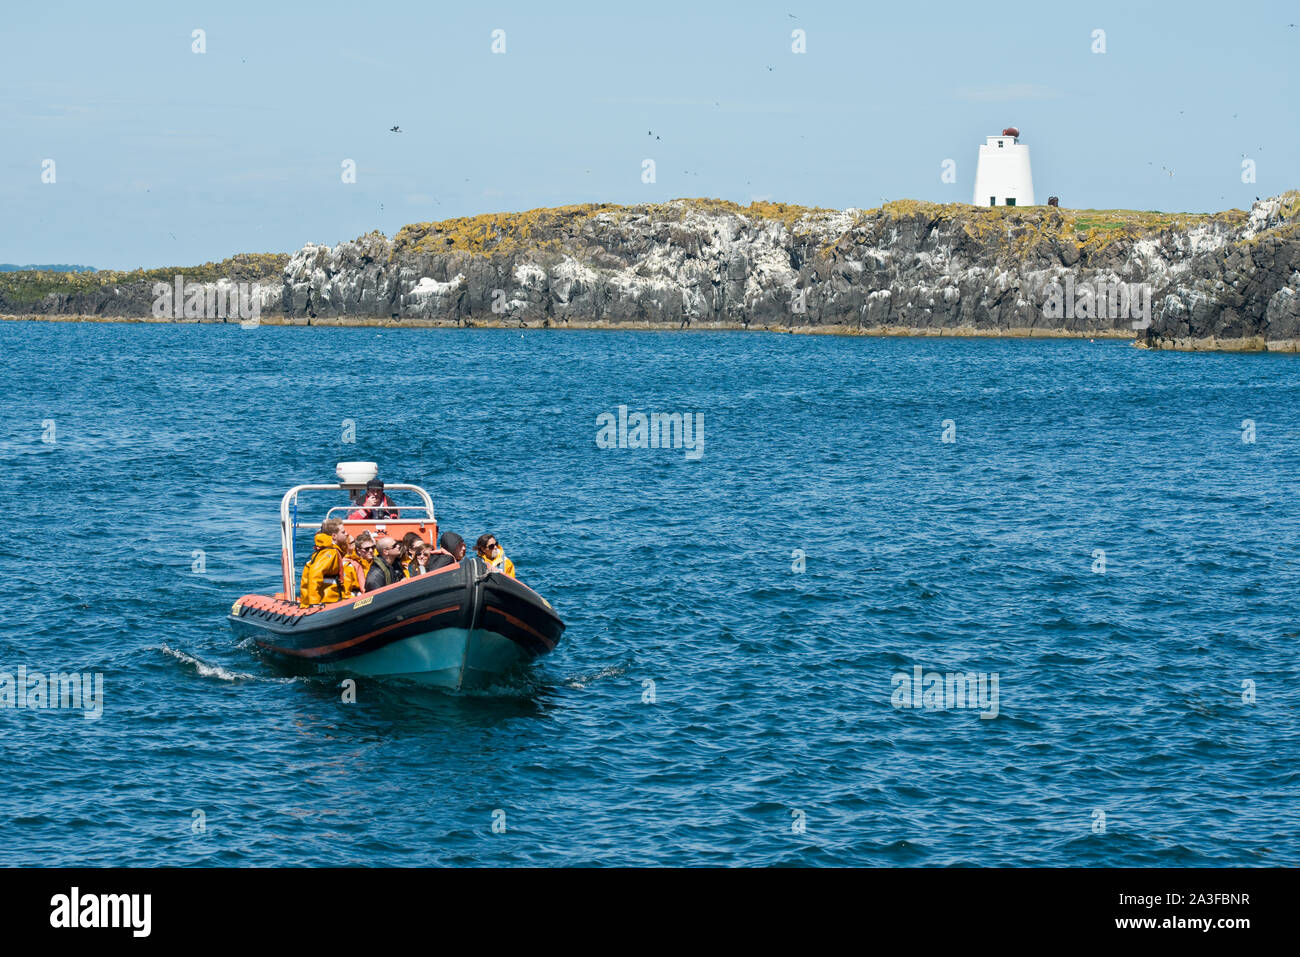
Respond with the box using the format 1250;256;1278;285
352;533;375;577
475;534;515;578
400;532;423;577
341;535;368;597
299;518;352;606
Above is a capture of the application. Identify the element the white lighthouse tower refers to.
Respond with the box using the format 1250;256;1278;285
973;127;1035;207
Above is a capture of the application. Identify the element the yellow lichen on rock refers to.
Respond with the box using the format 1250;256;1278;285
393;203;616;257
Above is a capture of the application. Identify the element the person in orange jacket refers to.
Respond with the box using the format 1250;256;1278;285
352;533;375;576
299;518;352;606
341;534;369;597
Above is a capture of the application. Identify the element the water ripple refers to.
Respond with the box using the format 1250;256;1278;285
0;325;1297;865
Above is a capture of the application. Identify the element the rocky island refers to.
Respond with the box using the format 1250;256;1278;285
4;192;1298;352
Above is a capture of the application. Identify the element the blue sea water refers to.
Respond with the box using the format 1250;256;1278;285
2;320;1298;867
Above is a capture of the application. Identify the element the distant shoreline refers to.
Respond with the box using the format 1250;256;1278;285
0;312;1138;338
7;313;1298;353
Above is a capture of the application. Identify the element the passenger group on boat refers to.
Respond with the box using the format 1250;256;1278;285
299;476;515;607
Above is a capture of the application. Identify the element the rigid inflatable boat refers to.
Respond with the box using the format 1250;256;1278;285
228;463;565;690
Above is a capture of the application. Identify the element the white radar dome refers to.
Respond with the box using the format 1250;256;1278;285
336;461;378;485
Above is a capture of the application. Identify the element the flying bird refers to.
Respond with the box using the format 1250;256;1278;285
390;125;401;133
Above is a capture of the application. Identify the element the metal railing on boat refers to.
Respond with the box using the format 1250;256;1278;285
279;483;436;598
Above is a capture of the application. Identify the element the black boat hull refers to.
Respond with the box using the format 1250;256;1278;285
229;558;565;689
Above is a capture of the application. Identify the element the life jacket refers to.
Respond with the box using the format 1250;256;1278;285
299;533;345;606
348;494;397;520
486;550;516;578
342;555;365;595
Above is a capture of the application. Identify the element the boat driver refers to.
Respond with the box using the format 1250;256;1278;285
349;478;398;520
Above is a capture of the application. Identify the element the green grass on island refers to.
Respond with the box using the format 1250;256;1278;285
0;253;288;306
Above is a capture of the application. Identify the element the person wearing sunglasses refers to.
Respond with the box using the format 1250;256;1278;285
343;533;373;595
406;542;432;577
351;532;376;574
365;537;408;591
475;534;515;578
399;532;423;575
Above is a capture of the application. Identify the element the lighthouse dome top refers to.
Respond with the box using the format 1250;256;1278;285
1001;126;1020;138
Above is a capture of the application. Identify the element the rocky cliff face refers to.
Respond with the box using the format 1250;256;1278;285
1136;195;1300;349
6;194;1298;350
0;254;287;319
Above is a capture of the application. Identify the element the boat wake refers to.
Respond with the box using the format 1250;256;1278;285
562;663;628;690
157;643;265;683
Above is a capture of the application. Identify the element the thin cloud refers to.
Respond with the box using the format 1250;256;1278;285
956;84;1063;102
591;96;878;115
593;95;795;113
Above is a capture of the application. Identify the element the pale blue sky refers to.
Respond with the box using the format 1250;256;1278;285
2;0;1296;268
